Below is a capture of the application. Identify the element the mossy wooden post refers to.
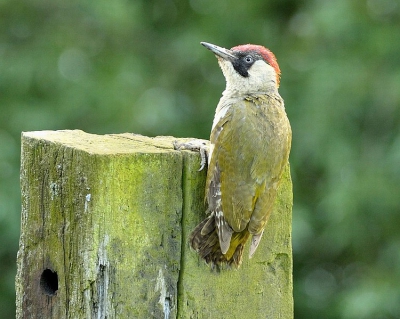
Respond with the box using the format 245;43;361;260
16;130;293;319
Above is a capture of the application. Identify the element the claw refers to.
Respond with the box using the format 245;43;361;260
172;140;182;150
173;139;209;171
198;147;207;171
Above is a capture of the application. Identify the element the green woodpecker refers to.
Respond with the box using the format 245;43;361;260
189;42;291;268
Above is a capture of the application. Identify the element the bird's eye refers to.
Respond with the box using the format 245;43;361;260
244;55;253;63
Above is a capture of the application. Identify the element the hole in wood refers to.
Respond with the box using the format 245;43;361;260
40;269;58;296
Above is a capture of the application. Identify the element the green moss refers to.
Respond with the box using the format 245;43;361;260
17;130;293;319
17;131;185;318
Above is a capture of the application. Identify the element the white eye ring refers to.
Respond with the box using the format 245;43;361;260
245;56;253;63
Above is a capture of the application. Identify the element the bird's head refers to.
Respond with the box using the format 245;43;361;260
201;42;281;96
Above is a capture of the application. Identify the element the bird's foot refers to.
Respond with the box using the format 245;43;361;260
173;139;209;171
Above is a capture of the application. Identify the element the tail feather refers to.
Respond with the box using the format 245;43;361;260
189;214;250;268
200;216;215;236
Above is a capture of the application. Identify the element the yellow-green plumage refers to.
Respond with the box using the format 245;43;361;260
210;94;291;232
190;94;291;267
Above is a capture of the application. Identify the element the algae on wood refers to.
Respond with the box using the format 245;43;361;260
17;131;184;318
16;130;293;319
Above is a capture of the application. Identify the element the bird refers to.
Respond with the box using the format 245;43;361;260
188;42;292;268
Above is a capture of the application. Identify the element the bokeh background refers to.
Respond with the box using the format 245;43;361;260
1;0;400;318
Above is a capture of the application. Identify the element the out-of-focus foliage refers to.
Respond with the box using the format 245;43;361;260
1;0;400;318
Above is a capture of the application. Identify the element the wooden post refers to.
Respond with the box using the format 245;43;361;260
16;130;293;319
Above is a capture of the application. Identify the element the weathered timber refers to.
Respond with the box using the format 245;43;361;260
16;130;293;319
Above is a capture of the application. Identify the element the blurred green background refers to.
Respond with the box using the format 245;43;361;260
1;0;400;318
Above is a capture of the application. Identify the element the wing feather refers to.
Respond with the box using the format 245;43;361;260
205;93;291;252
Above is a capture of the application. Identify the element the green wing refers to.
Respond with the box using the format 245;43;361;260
206;94;291;234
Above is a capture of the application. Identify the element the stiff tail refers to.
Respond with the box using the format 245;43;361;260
189;214;250;268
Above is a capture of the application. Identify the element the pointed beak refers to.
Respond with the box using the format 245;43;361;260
201;42;237;61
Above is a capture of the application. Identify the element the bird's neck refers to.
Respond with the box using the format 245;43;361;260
222;84;278;99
